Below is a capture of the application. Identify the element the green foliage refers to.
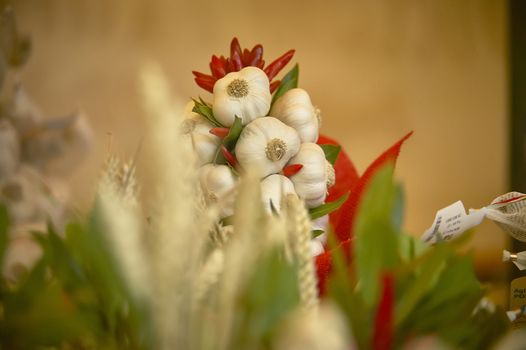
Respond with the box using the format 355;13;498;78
326;164;510;349
0;165;512;349
354;165;399;307
311;229;324;239
214;115;243;166
309;192;349;220
223;116;243;150
0;202;154;350
229;248;300;349
319;144;341;166
271;64;299;106
192;97;223;127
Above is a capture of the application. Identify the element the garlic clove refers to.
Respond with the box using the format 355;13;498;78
182;101;221;166
236;117;301;178
287;143;328;208
260;174;297;214
270;88;319;143
198;164;237;218
213;67;271;126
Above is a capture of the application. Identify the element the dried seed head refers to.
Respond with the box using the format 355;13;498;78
227;78;249;98
266;138;287;161
326;160;335;188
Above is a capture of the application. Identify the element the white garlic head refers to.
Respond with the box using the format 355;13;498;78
260;174;297;214
270;88;319;143
198;164;237;218
236;117;301;178
287;143;327;208
182;102;221;166
213;67;271;126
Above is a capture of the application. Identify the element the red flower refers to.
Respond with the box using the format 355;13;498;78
192;37;295;94
315;132;413;295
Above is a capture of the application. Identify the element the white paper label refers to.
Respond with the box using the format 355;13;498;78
421;201;486;244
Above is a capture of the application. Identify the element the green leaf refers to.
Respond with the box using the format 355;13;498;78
398;234;428;262
311;230;324;239
192;98;223;127
271;64;299;106
326;233;370;349
230;247;300;348
391;183;405;231
319;144;341;165
223;116;243;150
395;253;492;348
395;246;448;326
354;165;399;307
0;204;9;265
308;192;349;220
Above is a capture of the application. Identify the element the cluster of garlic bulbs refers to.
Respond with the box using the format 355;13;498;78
184;66;334;255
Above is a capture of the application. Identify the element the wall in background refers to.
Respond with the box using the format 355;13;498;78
13;0;507;278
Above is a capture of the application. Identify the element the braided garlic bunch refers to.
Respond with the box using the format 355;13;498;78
184;66;335;255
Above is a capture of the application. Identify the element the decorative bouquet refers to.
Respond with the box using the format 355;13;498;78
1;16;524;350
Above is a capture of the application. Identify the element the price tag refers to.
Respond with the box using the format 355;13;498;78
421;201;486;244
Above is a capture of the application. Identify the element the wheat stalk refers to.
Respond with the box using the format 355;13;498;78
139;63;215;350
97;154;151;301
285;194;319;313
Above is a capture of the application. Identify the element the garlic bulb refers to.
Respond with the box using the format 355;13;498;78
270;88;319;143
199;164;237;218
182;102;221;166
236;117;301;178
260;174;297;214
0;118;20;180
287;143;327;208
213;67;271;126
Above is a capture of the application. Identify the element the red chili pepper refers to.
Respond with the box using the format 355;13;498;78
249;44;263;66
193;38;295;93
264;49;295;80
269;80;280;94
230;37;242;60
242;48;251;66
231;50;243;71
209;127;230;138
192;71;213;79
210;55;226;78
194;78;215;93
221;145;238;168
282;164;303;177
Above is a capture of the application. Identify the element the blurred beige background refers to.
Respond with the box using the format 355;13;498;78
13;1;507;278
